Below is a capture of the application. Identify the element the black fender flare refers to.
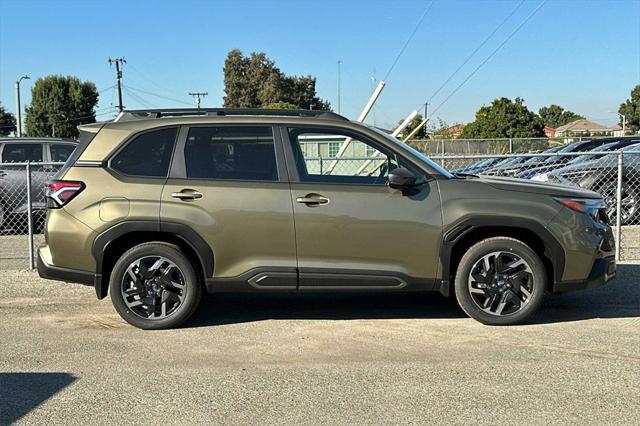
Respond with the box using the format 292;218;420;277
92;220;214;298
439;216;565;295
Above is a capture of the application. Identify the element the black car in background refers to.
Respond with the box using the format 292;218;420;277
0;138;77;232
512;138;612;179
542;140;640;225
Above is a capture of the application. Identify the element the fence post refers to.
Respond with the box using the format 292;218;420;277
615;152;623;261
26;161;35;270
509;138;513;153
319;157;323;175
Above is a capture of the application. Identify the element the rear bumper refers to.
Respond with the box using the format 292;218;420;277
37;246;100;289
552;256;616;292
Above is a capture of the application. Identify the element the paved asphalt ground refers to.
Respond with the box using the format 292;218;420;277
0;266;638;425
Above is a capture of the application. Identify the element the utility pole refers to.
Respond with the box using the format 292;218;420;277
108;57;126;112
189;92;208;112
15;75;30;137
337;60;342;114
424;102;429;119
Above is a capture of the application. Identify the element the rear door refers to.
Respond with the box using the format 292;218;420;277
282;126;442;290
160;125;297;289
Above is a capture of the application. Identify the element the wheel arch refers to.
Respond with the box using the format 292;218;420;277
92;221;214;299
440;217;564;296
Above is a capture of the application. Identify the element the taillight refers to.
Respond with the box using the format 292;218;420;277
45;180;85;208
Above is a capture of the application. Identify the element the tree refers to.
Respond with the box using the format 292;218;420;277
223;49;330;110
24;75;99;138
538;104;583;128
460;97;545;139
0;103;16;136
397;113;427;139
262;101;299;109
619;85;640;134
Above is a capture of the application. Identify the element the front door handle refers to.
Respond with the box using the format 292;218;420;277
171;189;203;201
296;194;329;206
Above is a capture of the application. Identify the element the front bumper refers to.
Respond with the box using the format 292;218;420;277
552;256;616;292
37;245;100;289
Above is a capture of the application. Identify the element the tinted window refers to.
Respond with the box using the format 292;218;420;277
111;127;178;177
288;128;398;184
50;144;76;162
1;143;43;163
185;126;277;181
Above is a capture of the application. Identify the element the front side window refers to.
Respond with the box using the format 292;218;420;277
184;126;277;181
1;143;43;163
288;128;398;184
50;144;76;162
111;127;178;177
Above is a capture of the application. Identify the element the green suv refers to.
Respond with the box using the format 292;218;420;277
37;109;617;329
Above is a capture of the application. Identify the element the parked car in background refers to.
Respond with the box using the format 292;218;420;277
0;138;77;233
538;140;640;225
450;156;504;175
482;146;564;177
516;138;632;180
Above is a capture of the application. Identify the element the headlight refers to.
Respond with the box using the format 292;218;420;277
554;197;606;220
531;173;549;182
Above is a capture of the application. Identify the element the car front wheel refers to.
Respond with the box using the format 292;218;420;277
454;237;546;325
109;242;202;330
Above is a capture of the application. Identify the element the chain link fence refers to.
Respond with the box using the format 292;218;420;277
2;152;640;269
406;136;597;156
0;162;63;269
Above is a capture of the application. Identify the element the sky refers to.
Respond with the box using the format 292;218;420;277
1;0;639;129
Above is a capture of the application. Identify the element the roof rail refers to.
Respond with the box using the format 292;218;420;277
113;108;349;122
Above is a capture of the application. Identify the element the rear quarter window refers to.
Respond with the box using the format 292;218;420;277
111;127;178;177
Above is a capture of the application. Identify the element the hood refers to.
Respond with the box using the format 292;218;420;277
474;174;601;198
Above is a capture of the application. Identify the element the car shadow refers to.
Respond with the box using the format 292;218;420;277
185;264;639;328
0;372;76;424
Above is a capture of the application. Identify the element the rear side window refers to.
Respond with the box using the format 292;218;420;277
50;144;76;162
111;127;178;177
1;143;43;162
184;126;277;181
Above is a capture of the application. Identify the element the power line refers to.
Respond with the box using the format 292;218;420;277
383;0;435;82
426;0;525;105
429;0;547;118
126;85;193;106
122;86;156;109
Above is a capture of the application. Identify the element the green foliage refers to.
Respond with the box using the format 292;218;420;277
223;49;330;110
619;85;640;134
538;104;584;128
262;101;299;110
460;97;545;139
25;75;99;138
0;103;16;136
397;113;427;139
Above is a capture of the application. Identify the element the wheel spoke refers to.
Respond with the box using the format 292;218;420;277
495;294;507;315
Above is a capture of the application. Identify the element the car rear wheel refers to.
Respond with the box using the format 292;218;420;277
454;237;546;325
110;242;202;330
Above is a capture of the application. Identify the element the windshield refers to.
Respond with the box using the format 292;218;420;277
368;126;454;178
567;142;616;164
522;146;562;164
542;142;581;164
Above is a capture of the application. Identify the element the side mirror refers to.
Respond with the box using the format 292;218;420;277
388;168;417;190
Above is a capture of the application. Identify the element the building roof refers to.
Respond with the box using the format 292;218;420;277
555;119;610;133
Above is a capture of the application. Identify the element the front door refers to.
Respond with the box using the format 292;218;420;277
160;125;297;289
283;126;442;290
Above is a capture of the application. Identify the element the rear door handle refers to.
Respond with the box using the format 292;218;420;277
171;189;203;200
296;194;330;206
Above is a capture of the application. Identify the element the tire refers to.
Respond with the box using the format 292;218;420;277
109;242;203;330
598;179;638;226
454;237;546;326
